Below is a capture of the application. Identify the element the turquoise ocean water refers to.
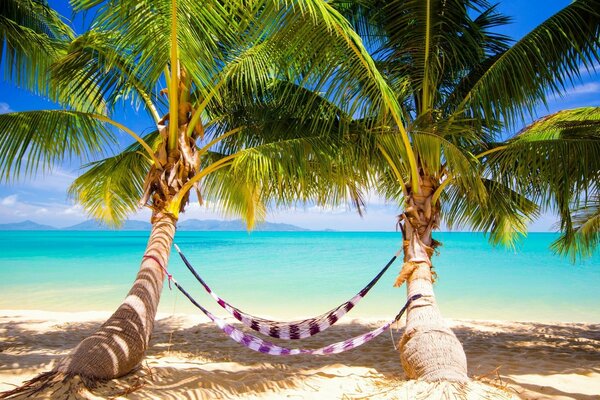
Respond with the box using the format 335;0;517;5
0;231;598;323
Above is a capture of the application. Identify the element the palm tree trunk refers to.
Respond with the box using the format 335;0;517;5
395;180;469;382
399;256;468;381
55;212;176;380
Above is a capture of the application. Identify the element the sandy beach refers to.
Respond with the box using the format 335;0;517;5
0;310;598;399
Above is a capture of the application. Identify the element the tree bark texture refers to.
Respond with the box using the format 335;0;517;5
395;178;469;382
55;213;176;380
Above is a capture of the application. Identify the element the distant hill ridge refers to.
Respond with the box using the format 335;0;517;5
0;219;309;231
0;220;56;230
63;220;152;231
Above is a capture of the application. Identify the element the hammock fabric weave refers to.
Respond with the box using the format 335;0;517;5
170;273;422;356
174;244;400;340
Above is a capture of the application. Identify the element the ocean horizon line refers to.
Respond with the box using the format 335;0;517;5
0;219;560;234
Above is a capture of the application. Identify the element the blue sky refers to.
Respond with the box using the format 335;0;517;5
0;0;599;230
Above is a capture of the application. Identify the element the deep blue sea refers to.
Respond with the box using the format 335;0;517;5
0;231;598;323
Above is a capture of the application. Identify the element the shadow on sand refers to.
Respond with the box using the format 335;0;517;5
1;313;598;399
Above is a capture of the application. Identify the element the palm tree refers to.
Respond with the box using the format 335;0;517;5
0;0;415;395
329;0;600;382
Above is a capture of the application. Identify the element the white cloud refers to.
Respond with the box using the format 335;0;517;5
564;82;600;96
0;194;18;206
172;193;402;230
63;204;84;216
12;167;77;192
131;207;152;221
307;204;349;214
0;102;12;114
177;200;236;220
266;202;401;231
578;62;600;77
0;196;89;227
363;189;394;206
527;211;559;232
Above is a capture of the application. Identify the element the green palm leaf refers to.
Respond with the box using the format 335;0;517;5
68;131;162;227
458;0;600;127
50;30;163;118
70;0;237;101
443;178;539;247
486;107;600;208
1;0;73;93
486;107;600;257
202;134;366;228
0;110;115;181
552;196;600;260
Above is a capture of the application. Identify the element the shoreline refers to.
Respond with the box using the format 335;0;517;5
0;308;598;326
1;309;599;399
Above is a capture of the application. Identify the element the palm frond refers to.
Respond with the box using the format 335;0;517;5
206;79;353;154
50;30;163;118
373;127;487;204
0;110;115;181
482;108;600;256
201;130;368;227
255;0;419;183
0;0;73;94
486;107;600;210
71;0;236;101
458;0;600;127
517;107;600;139
0;0;71;37
331;0;388;51
68;130;161;226
443;178;539;247
551;195;600;260
197;166;267;230
368;0;511;113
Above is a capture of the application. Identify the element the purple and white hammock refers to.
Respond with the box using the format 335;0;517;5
174;244;400;340
168;271;422;356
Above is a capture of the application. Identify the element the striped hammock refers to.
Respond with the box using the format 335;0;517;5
174;244;400;340
171;274;422;356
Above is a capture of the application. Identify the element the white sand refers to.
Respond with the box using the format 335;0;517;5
0;310;598;399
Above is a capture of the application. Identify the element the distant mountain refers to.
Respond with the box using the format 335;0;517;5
0;220;56;230
0;219;307;231
63;220;151;231
177;219;308;231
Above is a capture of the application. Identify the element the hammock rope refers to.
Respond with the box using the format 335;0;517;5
174;244;401;340
169;269;422;356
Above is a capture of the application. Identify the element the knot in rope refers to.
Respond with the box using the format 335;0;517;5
393;293;423;322
143;254;173;290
